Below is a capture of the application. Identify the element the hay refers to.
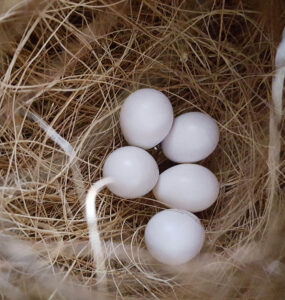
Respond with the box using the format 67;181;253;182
0;0;285;299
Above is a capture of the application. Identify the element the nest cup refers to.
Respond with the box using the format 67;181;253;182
0;1;285;299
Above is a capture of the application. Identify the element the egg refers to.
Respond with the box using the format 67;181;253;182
103;146;159;198
120;88;173;149
145;209;205;265
162;112;219;163
153;164;219;212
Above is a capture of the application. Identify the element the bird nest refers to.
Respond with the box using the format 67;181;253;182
0;0;284;299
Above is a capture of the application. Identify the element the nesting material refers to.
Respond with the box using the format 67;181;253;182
0;0;285;299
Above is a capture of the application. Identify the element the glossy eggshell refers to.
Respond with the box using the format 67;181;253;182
153;164;219;212
103;146;159;198
145;209;205;265
120;88;173;149
162;112;219;163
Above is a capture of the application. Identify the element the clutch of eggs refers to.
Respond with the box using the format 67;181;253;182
101;88;221;266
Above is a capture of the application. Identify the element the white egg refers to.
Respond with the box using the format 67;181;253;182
162;112;219;163
120;88;173;149
103;146;159;198
145;209;205;265
153;164;219;212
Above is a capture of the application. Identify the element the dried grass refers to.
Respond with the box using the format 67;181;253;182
0;0;285;299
